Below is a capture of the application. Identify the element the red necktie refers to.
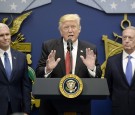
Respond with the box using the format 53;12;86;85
65;50;71;74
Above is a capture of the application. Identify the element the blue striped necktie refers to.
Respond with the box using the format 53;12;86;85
4;52;11;80
126;55;132;85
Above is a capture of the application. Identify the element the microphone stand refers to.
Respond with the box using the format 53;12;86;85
69;44;72;74
67;39;73;74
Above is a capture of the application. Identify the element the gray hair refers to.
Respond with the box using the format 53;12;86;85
123;26;135;33
0;23;9;30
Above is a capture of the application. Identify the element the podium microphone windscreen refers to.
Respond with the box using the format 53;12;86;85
67;39;73;51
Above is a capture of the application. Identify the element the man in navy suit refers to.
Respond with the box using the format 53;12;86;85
0;23;32;115
105;26;135;115
36;14;102;115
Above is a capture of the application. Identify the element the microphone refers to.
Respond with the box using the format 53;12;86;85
67;39;73;52
67;39;73;74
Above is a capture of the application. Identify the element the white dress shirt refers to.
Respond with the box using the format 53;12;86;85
63;39;77;74
63;39;96;77
44;39;96;77
123;50;135;77
0;48;12;70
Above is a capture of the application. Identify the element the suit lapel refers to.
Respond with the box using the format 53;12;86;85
75;41;84;75
10;49;17;81
0;58;7;79
56;38;65;75
131;72;135;86
118;53;132;86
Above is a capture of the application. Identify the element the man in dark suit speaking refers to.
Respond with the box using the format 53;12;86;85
0;23;32;115
36;14;102;115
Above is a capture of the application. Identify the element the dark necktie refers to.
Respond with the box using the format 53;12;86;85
4;52;11;80
65;50;71;74
126;55;132;85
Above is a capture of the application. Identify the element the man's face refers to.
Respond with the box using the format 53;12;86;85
59;20;81;43
122;28;135;54
0;26;11;51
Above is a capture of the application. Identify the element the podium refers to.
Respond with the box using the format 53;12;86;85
32;78;109;115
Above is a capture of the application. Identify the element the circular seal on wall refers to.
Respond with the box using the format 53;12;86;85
59;74;83;98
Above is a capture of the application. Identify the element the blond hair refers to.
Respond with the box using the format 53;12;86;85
59;14;81;29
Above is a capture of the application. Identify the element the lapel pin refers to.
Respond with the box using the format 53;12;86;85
14;57;16;59
80;50;83;53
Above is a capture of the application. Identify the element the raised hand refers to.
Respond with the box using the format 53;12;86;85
46;50;61;73
80;48;96;70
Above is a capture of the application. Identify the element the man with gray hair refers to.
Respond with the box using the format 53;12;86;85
0;23;32;115
105;26;135;115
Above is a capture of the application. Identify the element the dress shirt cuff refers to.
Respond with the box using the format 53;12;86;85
44;67;52;78
88;66;96;77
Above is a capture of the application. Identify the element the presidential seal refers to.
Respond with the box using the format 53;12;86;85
59;74;83;98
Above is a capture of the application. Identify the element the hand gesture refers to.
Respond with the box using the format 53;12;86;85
80;48;96;70
46;50;61;73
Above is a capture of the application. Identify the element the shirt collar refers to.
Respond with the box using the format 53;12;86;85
123;50;135;59
0;47;11;57
63;38;78;51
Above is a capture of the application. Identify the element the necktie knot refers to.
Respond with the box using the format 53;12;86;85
127;55;132;60
4;52;8;57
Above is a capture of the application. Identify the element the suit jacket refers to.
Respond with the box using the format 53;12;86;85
105;52;135;115
36;38;102;78
36;38;102;115
0;48;32;115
